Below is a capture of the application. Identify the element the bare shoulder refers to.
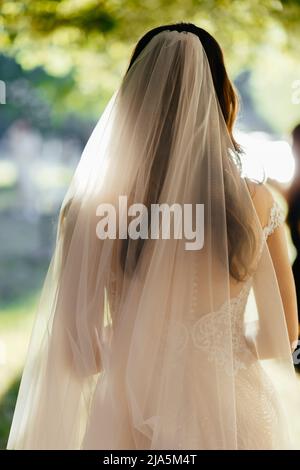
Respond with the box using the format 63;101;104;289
245;178;274;227
245;178;272;202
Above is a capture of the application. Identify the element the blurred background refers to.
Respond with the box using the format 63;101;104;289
0;0;300;449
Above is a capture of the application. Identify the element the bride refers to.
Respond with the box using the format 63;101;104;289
8;22;300;450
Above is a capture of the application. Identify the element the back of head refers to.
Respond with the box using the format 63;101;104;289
126;22;240;151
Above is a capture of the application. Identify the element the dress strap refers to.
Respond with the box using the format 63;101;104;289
263;200;285;238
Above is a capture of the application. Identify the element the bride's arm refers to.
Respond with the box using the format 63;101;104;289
266;222;298;351
250;182;298;352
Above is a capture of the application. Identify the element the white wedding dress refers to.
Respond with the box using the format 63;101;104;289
80;201;292;450
116;200;288;450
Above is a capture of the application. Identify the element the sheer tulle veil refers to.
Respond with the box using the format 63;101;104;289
7;29;300;449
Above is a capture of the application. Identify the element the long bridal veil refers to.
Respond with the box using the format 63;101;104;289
8;30;300;450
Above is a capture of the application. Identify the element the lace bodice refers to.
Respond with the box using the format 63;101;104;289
169;199;285;376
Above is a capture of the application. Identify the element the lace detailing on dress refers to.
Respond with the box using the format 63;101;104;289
167;260;255;376
263;200;285;238
190;279;254;375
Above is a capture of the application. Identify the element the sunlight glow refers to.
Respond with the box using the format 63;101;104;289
235;131;295;183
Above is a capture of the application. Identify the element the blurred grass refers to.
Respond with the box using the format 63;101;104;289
0;293;38;449
0;176;55;448
0;377;21;449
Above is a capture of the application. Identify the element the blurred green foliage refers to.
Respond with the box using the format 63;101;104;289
1;0;300;51
1;0;300;128
0;53;96;140
0;294;37;449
